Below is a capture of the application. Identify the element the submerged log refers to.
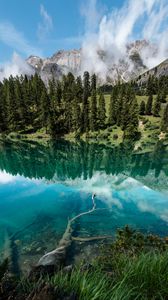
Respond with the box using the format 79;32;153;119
37;194;112;268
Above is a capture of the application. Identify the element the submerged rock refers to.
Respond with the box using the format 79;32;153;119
37;246;66;267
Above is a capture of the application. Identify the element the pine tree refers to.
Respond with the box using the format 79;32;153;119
75;76;83;101
14;78;27;129
139;100;146;115
5;76;20;131
146;75;155;95
72;96;81;132
90;89;97;131
91;74;96;92
62;73;75;132
153;94;161;117
161;104;168;132
160;89;167;103
124;97;139;139
146;94;153;115
0;83;7;132
40;89;50;132
81;71;90;132
121;84;134;130
108;86;118;125
98;93;106;129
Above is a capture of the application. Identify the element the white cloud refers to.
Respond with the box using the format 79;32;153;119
0;21;41;56
49;171;168;224
37;4;53;40
0;171;16;184
81;0;168;81
80;0;103;33
0;52;34;81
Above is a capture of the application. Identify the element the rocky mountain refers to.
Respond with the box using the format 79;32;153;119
26;40;165;84
26;49;81;83
137;59;168;84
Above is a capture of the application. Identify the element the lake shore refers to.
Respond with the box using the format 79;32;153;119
1;226;168;300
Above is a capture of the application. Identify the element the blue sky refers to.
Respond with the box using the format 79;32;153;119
0;0;125;63
0;0;168;66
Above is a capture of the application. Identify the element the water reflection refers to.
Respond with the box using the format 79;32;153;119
0;139;168;272
0;139;167;187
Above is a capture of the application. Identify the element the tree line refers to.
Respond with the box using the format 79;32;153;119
0;72;167;138
0;72;140;139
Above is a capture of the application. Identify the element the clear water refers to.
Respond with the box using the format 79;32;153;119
0;139;168;273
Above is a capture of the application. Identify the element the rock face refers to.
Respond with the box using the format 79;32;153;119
137;59;168;84
26;40;166;84
26;49;81;84
50;49;81;73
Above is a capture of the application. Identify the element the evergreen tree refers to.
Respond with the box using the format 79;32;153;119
160;89;167;103
98;93;106;129
40;89;50;132
161;104;168;132
108;86;118;125
5;76;20;131
153;94;161;117
81;71;90;132
116;84;124;126
90;89;97;131
72;96;81;132
139;100;146;115
55;80;62;105
91;74;96;92
0;83;7;132
146;75;155;95
62;73;75;132
121;85;132;130
124;97;139;139
146;94;153;115
75;76;83;101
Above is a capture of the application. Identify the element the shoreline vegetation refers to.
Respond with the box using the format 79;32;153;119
0;72;168;152
1;225;168;300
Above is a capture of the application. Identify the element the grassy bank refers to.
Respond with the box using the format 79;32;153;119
1;227;168;299
1;93;168;153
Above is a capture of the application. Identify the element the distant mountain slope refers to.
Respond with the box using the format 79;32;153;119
137;59;168;84
26;40;152;84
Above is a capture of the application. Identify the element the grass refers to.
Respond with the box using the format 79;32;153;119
4;94;168;151
48;268;111;300
3;227;168;300
43;251;168;300
48;225;168;300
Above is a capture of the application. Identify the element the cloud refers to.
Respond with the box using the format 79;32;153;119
0;171;16;184
0;21;41;57
0;52;34;81
80;0;103;33
37;4;53;40
81;0;168;81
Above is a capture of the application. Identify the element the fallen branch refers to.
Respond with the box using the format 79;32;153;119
37;194;112;267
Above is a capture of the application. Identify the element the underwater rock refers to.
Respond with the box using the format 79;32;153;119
14;240;21;246
63;265;73;273
37;246;66;267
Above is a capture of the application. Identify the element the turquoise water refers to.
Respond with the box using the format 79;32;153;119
0;139;168;272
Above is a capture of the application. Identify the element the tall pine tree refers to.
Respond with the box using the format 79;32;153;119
98;93;106;129
161;104;168;132
146;94;153;115
90;89;97;131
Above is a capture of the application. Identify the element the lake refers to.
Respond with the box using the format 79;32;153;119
0;139;168;273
